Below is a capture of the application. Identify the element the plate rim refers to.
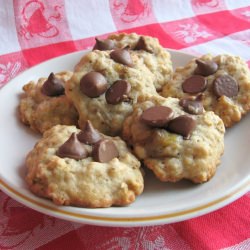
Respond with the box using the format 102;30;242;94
1;176;249;227
0;49;249;227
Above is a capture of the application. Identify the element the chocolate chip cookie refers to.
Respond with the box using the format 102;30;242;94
66;49;157;136
123;95;225;183
19;71;78;133
89;33;173;91
161;54;250;128
26;124;144;208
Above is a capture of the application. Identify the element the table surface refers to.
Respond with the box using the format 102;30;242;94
0;1;250;249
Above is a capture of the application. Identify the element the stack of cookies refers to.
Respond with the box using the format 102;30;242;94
19;33;250;208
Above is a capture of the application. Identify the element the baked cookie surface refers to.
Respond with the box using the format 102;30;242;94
123;95;225;183
161;54;250;127
90;32;173;91
26;124;144;208
66;49;157;136
19;71;78;134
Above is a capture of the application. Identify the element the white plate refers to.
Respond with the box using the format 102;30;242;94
0;50;249;227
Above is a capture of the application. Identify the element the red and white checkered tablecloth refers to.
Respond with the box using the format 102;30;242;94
0;1;250;249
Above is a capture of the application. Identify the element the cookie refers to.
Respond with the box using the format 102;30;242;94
19;71;78;134
123;95;225;183
161;54;250;128
66;49;157;136
25;124;144;208
89;32;173;91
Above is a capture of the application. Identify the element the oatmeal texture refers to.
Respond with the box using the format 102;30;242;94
90;33;173;91
161;54;250;127
123;95;225;183
66;49;157;136
19;71;78;133
26;125;144;208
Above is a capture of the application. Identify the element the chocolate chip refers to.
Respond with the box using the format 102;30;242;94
93;38;115;51
141;106;174;127
105;80;131;104
179;95;204;115
77;120;102;145
80;72;108;98
213;75;238;97
182;75;207;94
194;59;218;76
41;73;65;96
167;115;196;139
134;37;153;53
56;133;88;160
110;48;133;67
92;139;119;163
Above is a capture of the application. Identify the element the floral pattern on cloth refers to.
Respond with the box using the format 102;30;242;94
0;0;249;249
0;191;81;249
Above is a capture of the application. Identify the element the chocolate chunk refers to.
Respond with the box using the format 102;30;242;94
77;120;102;145
105;80;131;104
80;72;108;98
93;38;115;51
194;59;218;76
134;37;153;53
179;95;204;115
213;75;238;97
41;73;65;96
92;139;119;163
167;115;196;139
110;48;133;67
141;106;174;127
56;133;88;160
182;75;207;94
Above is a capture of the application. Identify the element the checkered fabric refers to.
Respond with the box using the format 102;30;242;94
0;1;250;249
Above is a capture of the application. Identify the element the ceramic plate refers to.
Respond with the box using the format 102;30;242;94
0;50;249;227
